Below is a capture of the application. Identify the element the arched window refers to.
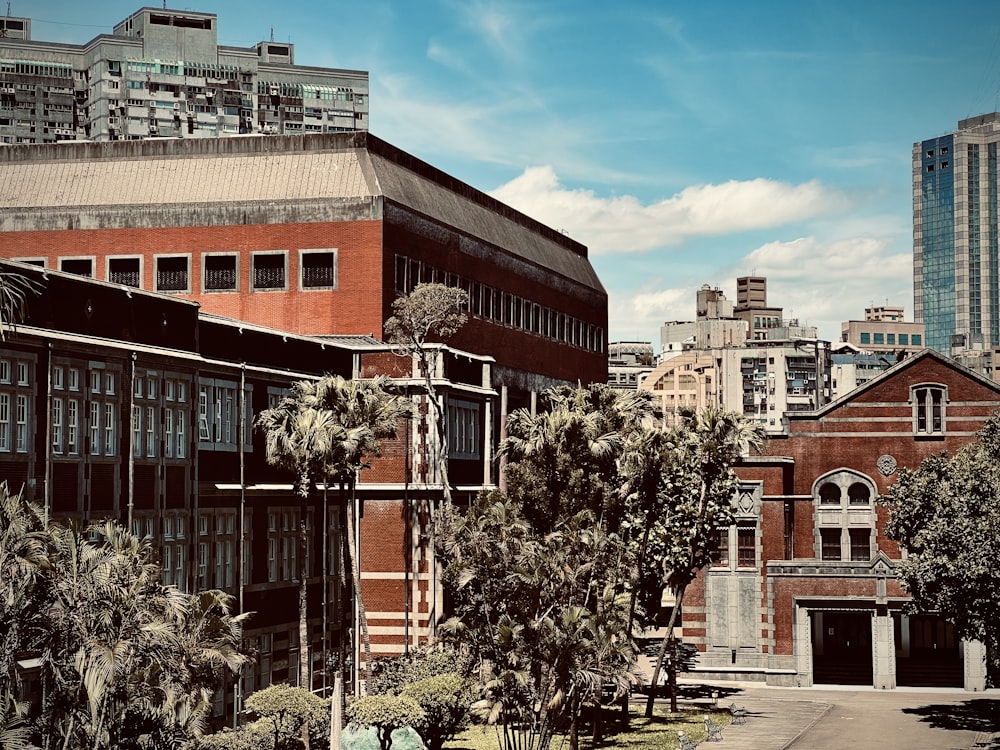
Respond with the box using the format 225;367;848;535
912;384;946;435
819;483;840;505
848;482;870;505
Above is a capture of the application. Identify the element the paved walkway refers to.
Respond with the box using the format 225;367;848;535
674;681;1000;750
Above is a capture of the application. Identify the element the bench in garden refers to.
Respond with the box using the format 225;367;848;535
704;715;724;742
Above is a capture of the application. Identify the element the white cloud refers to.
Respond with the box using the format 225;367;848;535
490;165;849;254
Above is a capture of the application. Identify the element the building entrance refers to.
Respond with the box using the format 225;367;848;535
811;611;873;685
894;614;962;687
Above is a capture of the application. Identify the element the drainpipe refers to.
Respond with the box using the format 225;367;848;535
128;352;136;529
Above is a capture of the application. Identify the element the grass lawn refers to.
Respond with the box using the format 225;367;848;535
446;703;732;750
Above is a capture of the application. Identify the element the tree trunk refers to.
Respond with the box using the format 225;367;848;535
299;501;312;750
644;588;685;718
345;481;371;684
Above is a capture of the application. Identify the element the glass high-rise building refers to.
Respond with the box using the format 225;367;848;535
914;113;1000;353
0;7;368;144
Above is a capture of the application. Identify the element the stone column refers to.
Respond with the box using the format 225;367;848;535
872;608;896;689
964;639;987;692
794;605;813;687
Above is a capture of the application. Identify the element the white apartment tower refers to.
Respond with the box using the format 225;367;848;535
0;6;368;144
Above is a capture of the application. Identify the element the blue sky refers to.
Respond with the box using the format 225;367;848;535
25;0;1000;350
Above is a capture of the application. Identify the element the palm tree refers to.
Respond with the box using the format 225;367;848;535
306;374;413;679
258;385;341;694
0;483;48;750
34;518;249;750
257;374;412;746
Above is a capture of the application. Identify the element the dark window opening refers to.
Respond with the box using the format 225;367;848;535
849;529;871;562
61;258;93;277
819;482;840;505
848;483;870;505
820;528;841;561
204;255;237;291
301;251;336;289
109;258;140;287
156;256;188;292
737;525;756;567
253;253;285;290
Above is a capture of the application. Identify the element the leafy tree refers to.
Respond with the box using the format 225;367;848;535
383;282;469;508
246;684;330;750
400;673;473;750
442;497;634;750
367;646;473;697
641;408;764;716
882;410;1000;678
346;694;425;750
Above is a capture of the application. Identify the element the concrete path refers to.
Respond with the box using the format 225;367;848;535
678;682;1000;750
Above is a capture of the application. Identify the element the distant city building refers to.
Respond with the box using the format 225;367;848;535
641;350;719;425
648;279;829;434
0;6;368;144
913;113;1000;353
607;341;654;390
840;305;925;354
734;276;783;340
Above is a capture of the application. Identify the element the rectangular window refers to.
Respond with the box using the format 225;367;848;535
300;249;337;289
60;257;94;277
849;529;871;562
899;334;909;346
873;333;884;344
859;332;870;344
145;405;156;457
737;524;756;567
165;407;173;458
156;255;189;292
14;395;27;453
887;333;895;345
108;257;141;287
252;252;286;290
820;528;841;561
448;399;481;459
0;393;9;452
198;378;250;452
203;253;238;291
714;526;730;567
52;397;63;453
132;404;142;458
67;399;78;454
90;402;101;454
104;403;115;455
912;334;922;346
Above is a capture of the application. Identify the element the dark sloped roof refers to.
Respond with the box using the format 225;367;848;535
0;132;603;293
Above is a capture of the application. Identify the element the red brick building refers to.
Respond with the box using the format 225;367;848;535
681;350;996;690
0;134;608;689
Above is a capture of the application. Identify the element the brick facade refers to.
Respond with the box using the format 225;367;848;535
682;350;997;690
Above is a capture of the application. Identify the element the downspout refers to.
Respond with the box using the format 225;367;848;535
44;342;53;523
236;362;247;727
128;352;136;529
